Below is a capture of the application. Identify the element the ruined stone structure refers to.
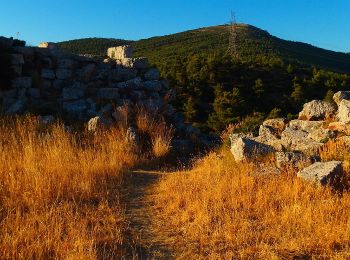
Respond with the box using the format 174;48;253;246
0;37;173;122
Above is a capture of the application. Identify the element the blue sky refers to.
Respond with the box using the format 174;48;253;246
1;0;349;52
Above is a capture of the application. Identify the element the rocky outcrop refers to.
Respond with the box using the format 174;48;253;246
297;161;343;186
298;100;336;120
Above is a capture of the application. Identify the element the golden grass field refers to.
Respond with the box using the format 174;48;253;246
152;148;350;259
0;116;136;259
2;113;350;259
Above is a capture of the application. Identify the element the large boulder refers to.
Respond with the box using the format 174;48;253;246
254;125;283;151
298;100;336;121
281;127;323;156
107;45;133;60
275;151;319;169
337;100;350;123
230;137;275;161
297;161;343;186
333;91;350;106
289;119;333;143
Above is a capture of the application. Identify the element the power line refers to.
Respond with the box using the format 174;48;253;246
227;11;239;60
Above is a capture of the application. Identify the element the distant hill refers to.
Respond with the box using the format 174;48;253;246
57;24;350;74
57;25;350;133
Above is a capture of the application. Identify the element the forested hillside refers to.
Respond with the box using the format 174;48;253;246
57;24;350;133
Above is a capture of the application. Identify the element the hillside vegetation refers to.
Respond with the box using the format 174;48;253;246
57;24;350;133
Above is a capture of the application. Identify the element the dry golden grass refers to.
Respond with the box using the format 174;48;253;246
0;116;136;259
151;122;174;158
134;106;174;158
152;149;350;259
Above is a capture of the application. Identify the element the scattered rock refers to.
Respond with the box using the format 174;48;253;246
297;161;343;186
298;100;336;121
87;116;112;132
230;137;275;161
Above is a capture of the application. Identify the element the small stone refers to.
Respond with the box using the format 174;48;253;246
87;116;112;132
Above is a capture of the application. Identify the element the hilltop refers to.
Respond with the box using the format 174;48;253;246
57;24;350;74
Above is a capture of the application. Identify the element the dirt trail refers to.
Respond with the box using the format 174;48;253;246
125;170;174;259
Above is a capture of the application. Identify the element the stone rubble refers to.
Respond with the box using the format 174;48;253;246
230;93;350;187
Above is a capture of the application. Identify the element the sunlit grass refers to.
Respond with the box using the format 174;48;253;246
152;148;350;258
0;116;136;259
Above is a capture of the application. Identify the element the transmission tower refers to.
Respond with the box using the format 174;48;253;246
227;11;239;60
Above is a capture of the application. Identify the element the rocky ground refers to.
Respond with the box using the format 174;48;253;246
230;91;350;187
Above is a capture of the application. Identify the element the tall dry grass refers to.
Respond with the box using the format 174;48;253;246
0;116;136;259
134;106;174;158
152;149;350;259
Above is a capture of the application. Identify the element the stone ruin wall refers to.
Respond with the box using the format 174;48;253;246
0;37;175;122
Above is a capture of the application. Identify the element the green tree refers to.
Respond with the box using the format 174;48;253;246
207;85;244;132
